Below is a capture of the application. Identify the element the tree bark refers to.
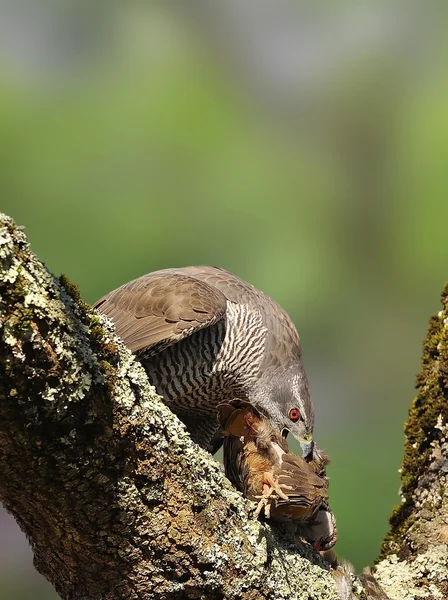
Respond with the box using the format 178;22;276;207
374;285;448;599
0;211;447;600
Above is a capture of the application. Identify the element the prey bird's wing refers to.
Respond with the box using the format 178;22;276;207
276;453;328;508
94;273;227;355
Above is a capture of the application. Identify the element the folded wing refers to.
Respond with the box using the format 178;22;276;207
95;273;227;355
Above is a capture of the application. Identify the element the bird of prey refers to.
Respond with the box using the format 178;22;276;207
94;266;314;456
217;399;337;551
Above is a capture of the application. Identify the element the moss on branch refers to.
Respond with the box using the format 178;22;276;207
375;284;448;599
3;211;447;600
0;213;340;599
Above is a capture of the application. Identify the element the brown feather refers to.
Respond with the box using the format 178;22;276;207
219;399;337;549
95;273;227;354
152;266;302;368
94;266;314;453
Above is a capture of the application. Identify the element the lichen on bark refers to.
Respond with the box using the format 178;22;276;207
375;284;448;599
0;213;341;599
3;211;448;600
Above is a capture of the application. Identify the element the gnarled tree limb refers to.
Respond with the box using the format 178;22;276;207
0;212;447;600
0;213;339;599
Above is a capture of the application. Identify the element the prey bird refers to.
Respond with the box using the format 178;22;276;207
217;399;337;550
94;266;315;457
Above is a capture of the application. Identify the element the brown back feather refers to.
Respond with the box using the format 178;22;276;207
94;272;227;354
95;266;301;367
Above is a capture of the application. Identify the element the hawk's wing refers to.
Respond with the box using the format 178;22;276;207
94;272;227;356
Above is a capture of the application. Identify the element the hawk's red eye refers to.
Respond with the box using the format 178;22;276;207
289;408;300;422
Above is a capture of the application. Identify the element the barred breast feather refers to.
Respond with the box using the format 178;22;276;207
94;266;303;449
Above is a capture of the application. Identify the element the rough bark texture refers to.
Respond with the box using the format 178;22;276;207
0;213;340;599
0;211;447;600
374;284;448;600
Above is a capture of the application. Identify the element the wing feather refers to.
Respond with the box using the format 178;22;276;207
167;267;301;364
275;453;328;508
94;273;227;354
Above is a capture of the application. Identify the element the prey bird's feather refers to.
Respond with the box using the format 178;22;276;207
217;399;337;550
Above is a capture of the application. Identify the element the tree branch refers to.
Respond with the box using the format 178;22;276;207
375;285;448;599
1;211;447;600
0;213;341;599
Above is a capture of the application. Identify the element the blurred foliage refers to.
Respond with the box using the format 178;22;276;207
1;2;448;598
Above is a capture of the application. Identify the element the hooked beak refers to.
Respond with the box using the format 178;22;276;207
300;436;314;461
281;428;289;439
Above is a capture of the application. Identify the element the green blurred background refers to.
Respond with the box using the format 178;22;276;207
1;2;448;598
